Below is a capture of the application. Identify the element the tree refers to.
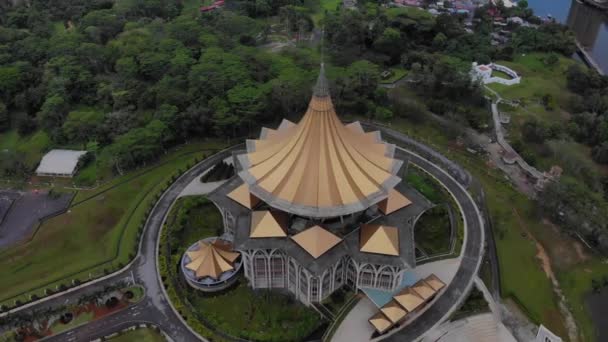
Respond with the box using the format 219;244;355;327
518;0;528;8
0;101;8;132
592;142;608;164
62;109;104;148
37;95;68;131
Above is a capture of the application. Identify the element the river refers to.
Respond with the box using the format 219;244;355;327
527;0;608;74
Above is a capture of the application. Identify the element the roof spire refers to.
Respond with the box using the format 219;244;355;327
313;27;330;97
313;63;330;97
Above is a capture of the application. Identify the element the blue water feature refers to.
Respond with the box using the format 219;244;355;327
360;271;420;308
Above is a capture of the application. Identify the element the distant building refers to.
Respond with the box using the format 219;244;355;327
471;62;521;86
507;16;524;25
35;149;87;177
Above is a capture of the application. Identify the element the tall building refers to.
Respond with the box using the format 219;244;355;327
209;64;431;305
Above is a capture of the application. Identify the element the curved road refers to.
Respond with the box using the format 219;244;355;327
4;132;484;342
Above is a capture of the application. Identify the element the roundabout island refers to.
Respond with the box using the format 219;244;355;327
155;65;486;341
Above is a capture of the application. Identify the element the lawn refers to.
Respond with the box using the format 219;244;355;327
414;205;451;255
110;327;166;342
381;114;569;337
487;52;576;109
0;141;226;307
50;311;94;335
405;166;444;204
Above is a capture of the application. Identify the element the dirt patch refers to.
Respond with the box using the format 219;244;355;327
514;210;580;342
540;219;591;270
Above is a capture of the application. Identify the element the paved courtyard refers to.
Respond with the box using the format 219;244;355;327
0;189;72;249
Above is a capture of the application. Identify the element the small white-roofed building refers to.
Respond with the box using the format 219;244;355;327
36;149;87;177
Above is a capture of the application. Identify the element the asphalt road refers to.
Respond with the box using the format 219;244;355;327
4;132;485;342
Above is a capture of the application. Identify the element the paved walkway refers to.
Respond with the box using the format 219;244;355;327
332;297;377;342
423;313;517;342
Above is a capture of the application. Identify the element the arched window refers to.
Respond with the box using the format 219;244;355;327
346;260;357;287
269;251;286;288
253;251;268;288
321;270;332;300
299;269;309;301
288;259;298;293
358;265;375;288
310;277;320;302
377;267;394;290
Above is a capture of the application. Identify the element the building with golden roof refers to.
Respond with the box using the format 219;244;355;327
181;238;243;292
206;64;434;305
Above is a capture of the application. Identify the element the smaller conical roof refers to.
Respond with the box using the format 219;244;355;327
291;225;342;259
228;183;260;209
411;279;436;300
424;274;446;291
360;224;399;256
185;240;240;280
378;189;412;215
250;210;288;238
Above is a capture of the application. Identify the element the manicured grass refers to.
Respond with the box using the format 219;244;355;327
385;6;434;21
0;141;226;307
51;311;94;335
110;327;166;342
414;205;451;255
488;52;576;109
405;167;443;204
124;285;145;303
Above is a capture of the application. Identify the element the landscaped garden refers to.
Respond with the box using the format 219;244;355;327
109;326;166;342
0;141;225;309
159;196;323;342
450;287;490;321
414;205;452;256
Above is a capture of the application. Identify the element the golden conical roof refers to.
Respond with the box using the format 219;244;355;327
249;210;288;238
393;287;424;312
359;224;400;256
291;225;342;259
227;183;260;209
237;65;403;218
185;240;240;280
378;189;412;215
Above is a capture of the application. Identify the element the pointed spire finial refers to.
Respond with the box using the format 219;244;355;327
313;63;330;97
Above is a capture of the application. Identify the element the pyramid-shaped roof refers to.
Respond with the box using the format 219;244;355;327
291;225;342;259
424;274;446;291
378;189;412;215
359;224;400;256
380;300;408;323
411;279;437;300
236;64;403;218
393;287;424;312
185;240;240;280
227;183;260;209
249;210;287;238
369;312;392;334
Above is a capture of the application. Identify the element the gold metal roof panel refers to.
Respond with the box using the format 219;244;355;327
378;189;412;215
185;240;240;280
249;210;287;238
291;225;342;259
411;280;437;300
394;288;424;312
227;183;260;209
369;312;393;334
237;65;403;217
425;274;446;292
380;300;408;323
359;224;400;256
